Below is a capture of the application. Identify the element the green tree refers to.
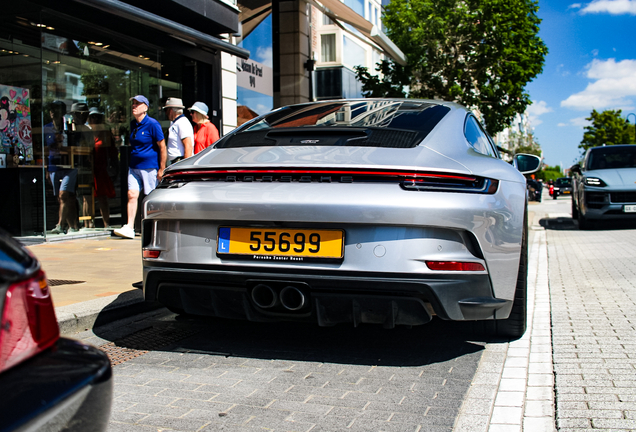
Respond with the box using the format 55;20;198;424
580;109;635;151
534;164;561;182
355;0;547;135
507;130;541;156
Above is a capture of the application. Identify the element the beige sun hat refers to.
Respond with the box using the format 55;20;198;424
163;97;185;109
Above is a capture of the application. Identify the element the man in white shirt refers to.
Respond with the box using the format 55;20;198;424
163;97;193;165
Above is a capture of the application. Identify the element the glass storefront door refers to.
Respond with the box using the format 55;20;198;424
0;4;182;238
40;33;162;235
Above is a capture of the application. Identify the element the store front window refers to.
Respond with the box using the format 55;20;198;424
0;5;181;239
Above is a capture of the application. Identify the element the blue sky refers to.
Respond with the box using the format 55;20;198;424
238;15;273;115
526;0;636;168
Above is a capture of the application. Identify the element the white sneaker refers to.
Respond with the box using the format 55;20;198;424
113;224;135;239
49;225;64;234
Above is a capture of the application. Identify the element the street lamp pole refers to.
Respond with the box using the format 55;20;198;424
627;113;636;142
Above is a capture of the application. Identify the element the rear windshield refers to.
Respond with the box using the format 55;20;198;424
587;146;636;170
555;178;571;187
216;101;450;149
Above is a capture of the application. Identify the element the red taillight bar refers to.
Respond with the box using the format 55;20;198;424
143;249;161;259
426;261;486;272
0;270;59;374
163;168;477;182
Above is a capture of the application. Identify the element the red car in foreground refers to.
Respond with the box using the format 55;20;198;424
0;229;112;431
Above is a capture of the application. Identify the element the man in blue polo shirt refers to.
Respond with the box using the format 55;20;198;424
113;95;166;239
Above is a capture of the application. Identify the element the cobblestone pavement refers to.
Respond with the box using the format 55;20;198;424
78;310;488;431
546;218;636;431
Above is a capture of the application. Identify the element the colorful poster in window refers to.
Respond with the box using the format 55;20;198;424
0;84;32;161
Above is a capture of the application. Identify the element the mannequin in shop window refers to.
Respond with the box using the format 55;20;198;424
69;102;96;229
86;107;117;230
44;100;80;235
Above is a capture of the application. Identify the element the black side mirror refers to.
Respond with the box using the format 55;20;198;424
570;164;581;175
513;153;542;175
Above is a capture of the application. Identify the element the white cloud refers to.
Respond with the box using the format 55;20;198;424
255;104;270;115
527;100;553;126
591;49;599;57
561;58;636;111
568;3;583;9
580;0;636;14
256;47;273;68
557;117;590;128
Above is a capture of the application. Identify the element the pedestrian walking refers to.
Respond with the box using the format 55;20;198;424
45;100;80;235
113;95;166;239
163;97;193;165
188;101;219;154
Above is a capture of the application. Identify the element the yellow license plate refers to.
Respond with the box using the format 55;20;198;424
217;227;344;260
563;190;571;194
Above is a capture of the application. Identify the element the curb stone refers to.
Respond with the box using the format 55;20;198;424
55;288;162;336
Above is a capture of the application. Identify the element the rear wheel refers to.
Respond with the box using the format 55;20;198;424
165;305;192;316
478;210;528;339
577;209;592;230
553;193;558;200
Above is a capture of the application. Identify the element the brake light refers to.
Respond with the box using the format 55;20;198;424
426;261;485;271
143;249;161;259
0;270;59;374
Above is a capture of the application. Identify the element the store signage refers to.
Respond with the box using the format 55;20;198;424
237;59;273;97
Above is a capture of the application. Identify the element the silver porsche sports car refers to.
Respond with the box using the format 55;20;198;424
571;144;636;229
141;99;539;337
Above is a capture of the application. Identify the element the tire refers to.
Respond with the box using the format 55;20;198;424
577;208;592;230
553;193;557;200
571;197;579;219
478;210;528;339
165;305;191;316
493;211;528;338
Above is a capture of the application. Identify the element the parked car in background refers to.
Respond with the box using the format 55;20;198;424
142;99;540;337
0;229;112;431
550;177;572;199
571;144;636;229
527;179;543;202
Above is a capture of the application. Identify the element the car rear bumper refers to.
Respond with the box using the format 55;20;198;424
0;338;112;432
143;263;514;327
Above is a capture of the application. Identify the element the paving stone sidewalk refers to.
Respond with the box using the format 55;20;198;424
454;216;555;432
548;225;636;431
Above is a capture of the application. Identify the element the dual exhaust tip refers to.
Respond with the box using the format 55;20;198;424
251;284;306;311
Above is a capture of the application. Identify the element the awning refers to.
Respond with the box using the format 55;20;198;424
238;0;273;40
308;0;406;65
71;0;250;59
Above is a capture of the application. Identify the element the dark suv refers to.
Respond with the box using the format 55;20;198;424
571;144;636;229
